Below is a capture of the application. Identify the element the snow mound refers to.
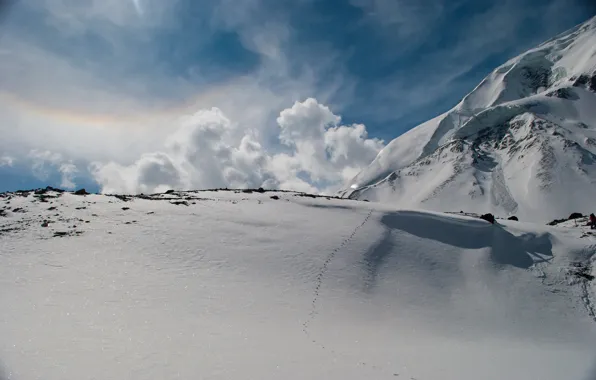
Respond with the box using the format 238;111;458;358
344;16;596;222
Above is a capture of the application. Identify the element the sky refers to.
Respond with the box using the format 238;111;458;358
0;0;594;194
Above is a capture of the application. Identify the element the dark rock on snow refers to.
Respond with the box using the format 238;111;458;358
480;213;495;224
548;218;568;226
170;201;189;206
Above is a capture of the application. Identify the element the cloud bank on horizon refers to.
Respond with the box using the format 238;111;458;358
93;99;383;194
0;0;594;193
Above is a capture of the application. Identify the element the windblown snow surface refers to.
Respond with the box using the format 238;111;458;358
1;189;595;380
343;15;596;222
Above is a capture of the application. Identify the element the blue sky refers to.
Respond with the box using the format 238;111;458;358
0;0;594;193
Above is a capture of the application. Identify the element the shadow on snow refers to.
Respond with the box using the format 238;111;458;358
362;210;553;292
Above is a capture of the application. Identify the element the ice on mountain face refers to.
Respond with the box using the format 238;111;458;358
345;16;596;222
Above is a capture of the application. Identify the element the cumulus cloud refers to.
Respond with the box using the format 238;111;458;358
274;98;384;188
92;99;384;194
29;150;79;189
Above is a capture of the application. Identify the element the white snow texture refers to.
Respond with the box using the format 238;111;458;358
344;16;596;222
0;189;595;380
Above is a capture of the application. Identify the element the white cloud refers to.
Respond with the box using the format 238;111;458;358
28;150;79;189
0;156;14;167
275;98;383;188
29;150;64;181
92;99;384;194
38;0;178;32
58;162;79;189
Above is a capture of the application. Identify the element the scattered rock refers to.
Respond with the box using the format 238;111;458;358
480;213;495;224
12;208;25;213
545;87;579;100
112;194;131;202
548;218;568;226
568;212;583;220
122;207;130;211
34;187;59;195
508;216;519;221
270;195;280;200
14;190;31;197
170;201;189;206
48;206;57;211
53;231;69;237
85;221;90;223
41;221;49;228
42;186;65;193
0;210;6;217
256;187;266;193
92;214;98;217
75;207;87;210
242;189;253;194
165;189;176;194
147;212;155;215
295;193;317;199
570;262;594;281
74;189;89;196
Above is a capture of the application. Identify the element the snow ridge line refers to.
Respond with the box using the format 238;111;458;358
303;209;374;336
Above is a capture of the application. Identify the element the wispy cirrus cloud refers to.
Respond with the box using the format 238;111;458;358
345;0;595;136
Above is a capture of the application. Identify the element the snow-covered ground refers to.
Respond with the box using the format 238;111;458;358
1;189;595;380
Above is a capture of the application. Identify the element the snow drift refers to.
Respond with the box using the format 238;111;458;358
343;15;596;222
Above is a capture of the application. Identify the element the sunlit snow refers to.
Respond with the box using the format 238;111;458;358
0;189;595;380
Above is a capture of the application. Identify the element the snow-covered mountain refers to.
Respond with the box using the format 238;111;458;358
343;15;596;222
0;188;595;379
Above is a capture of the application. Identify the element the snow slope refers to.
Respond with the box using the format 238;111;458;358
343;15;596;222
1;188;595;380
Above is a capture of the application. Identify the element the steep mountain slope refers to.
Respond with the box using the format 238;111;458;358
343;15;596;222
0;188;595;380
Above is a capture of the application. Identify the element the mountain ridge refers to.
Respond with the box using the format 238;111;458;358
343;15;596;222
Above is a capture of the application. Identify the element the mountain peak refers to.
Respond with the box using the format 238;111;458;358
344;15;596;222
